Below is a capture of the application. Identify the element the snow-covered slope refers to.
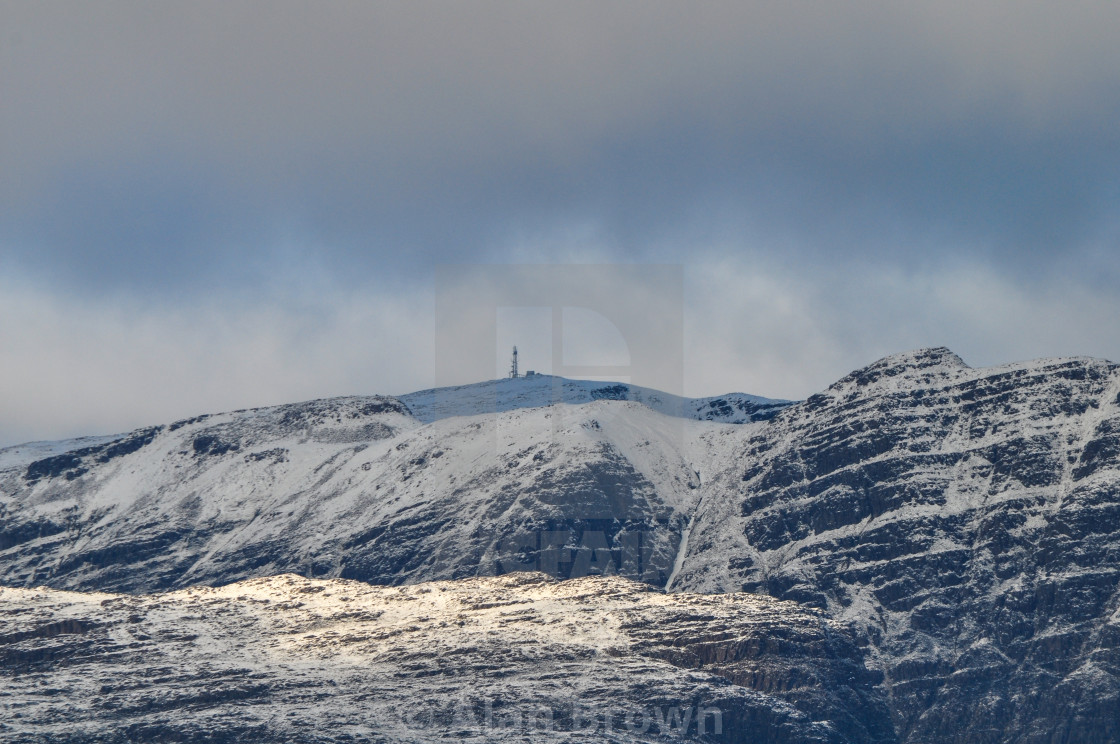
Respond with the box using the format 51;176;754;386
0;388;743;593
672;348;1120;742
0;376;789;478
399;374;793;424
0;572;896;743
0;434;123;472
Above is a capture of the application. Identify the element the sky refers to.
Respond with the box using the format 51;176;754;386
2;1;1120;446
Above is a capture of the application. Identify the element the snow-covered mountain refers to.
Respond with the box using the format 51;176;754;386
3;351;1120;742
0;572;895;743
672;348;1120;742
398;374;792;425
0;434;124;472
0;388;754;593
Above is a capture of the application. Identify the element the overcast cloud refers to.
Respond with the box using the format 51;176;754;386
2;1;1120;446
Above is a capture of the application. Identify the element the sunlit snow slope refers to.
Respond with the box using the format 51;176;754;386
0;573;895;743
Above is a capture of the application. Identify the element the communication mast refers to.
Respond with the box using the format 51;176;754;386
509;346;519;378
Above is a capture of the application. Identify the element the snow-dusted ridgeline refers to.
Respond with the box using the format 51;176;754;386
0;380;768;594
399;374;792;425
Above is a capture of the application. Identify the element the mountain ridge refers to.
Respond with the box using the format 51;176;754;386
0;375;794;471
672;348;1120;741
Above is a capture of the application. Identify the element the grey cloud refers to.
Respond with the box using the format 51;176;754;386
0;276;435;448
3;1;1120;445
4;1;1120;295
685;257;1120;401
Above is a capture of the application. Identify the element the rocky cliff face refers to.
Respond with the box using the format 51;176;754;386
673;348;1120;742
0;573;895;743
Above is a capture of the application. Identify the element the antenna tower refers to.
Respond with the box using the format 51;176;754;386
509;346;519;379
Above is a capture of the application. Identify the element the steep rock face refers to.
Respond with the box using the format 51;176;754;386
0;573;895;743
673;348;1120;743
0;394;717;593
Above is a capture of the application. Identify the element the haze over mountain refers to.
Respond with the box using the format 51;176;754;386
6;4;1120;454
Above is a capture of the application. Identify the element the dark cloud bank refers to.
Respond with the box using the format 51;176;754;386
2;1;1119;445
